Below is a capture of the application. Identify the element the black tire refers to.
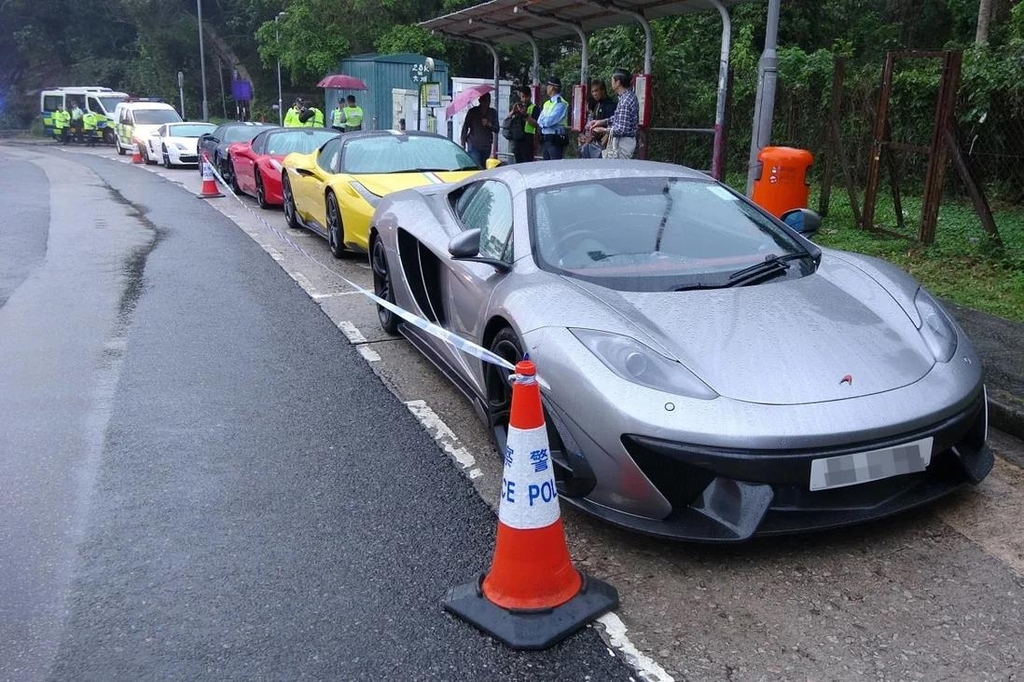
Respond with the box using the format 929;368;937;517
162;145;172;169
142;145;153;165
282;175;301;229
326;192;347;258
485;327;525;451
370;237;400;335
220;157;236;191
103;129;115;145
255;171;269;209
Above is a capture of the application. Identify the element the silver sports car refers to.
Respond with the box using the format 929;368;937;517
368;160;992;542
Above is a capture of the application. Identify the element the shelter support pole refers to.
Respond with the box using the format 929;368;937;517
524;8;588;84
708;0;731;180
482;22;539;88
746;0;780;195
622;8;653;74
621;7;652;160
489;43;500;158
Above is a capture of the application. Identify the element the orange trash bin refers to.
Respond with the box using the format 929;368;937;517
751;147;814;218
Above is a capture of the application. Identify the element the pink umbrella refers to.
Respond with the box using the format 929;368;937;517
316;74;369;90
446;84;495;117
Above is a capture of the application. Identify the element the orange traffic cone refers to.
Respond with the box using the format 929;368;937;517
443;358;618;650
130;144;143;164
197;153;224;199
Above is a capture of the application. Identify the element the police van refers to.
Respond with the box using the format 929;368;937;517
40;87;129;143
112;100;182;157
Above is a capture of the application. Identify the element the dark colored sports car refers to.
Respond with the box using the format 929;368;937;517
228;128;338;208
367;160;992;542
197;122;277;184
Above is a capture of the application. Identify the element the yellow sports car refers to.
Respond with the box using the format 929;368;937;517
281;130;482;257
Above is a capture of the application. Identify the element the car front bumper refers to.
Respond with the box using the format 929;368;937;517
168;146;199;165
523;326;991;542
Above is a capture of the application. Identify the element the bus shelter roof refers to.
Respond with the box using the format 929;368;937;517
420;0;755;45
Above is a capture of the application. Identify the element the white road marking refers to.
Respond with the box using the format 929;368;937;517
936;455;1024;578
338;320;367;344
357;346;381;362
405;400;483;479
290;272;319;296
597;613;675;682
311;291;361;300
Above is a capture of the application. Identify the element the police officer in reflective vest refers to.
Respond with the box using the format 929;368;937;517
82;110;99;147
70;102;84;143
343;96;363;132
301;102;325;127
331;102;345;132
53;105;69;143
536;76;569;161
284;99;303;127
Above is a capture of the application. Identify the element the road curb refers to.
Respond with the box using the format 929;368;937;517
989;389;1024;441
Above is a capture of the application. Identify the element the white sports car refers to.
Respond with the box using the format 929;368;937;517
144;122;216;168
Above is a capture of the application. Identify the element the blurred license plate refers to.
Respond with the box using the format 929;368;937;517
809;437;933;491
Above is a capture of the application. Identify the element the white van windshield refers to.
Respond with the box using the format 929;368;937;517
98;96;127;113
134;109;182;125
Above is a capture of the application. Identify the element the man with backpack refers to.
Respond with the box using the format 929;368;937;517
503;86;538;164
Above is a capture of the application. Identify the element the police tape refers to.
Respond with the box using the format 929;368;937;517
203;160;518;373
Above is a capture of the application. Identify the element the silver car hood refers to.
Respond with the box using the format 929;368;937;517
566;255;936;405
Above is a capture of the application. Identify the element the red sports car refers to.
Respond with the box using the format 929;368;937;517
228;128;340;208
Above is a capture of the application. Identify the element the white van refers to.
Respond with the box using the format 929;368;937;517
113;101;183;157
40;86;129;143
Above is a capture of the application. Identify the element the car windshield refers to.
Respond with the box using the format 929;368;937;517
266;130;338;156
223;125;269;143
134;109;182;125
166;123;215;138
531;177;812;292
342;135;477;174
98;96;127;113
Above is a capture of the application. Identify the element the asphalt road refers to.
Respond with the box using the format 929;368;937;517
0;144;632;681
5;139;1024;682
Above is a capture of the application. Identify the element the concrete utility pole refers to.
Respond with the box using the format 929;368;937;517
276;12;287;126
746;0;781;196
197;0;209;121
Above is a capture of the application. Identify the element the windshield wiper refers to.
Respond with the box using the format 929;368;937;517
725;253;809;288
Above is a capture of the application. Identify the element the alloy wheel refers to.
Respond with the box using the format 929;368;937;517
327;194;345;258
371;239;399;334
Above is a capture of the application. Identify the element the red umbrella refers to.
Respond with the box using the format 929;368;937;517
446;84;495;118
316;74;369;90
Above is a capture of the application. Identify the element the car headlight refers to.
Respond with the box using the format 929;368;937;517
269;159;283;172
351;181;381;207
914;288;957;362
570;329;717;399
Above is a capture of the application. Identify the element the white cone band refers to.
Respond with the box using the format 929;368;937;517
498;424;561;530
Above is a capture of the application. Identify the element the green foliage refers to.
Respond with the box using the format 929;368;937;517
814;191;1024;322
256;3;352;84
375;25;447;59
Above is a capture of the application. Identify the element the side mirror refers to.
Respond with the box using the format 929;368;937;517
448;229;481;258
781;208;822;238
448;228;511;271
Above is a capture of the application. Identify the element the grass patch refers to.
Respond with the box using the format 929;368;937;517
725;173;1024;322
